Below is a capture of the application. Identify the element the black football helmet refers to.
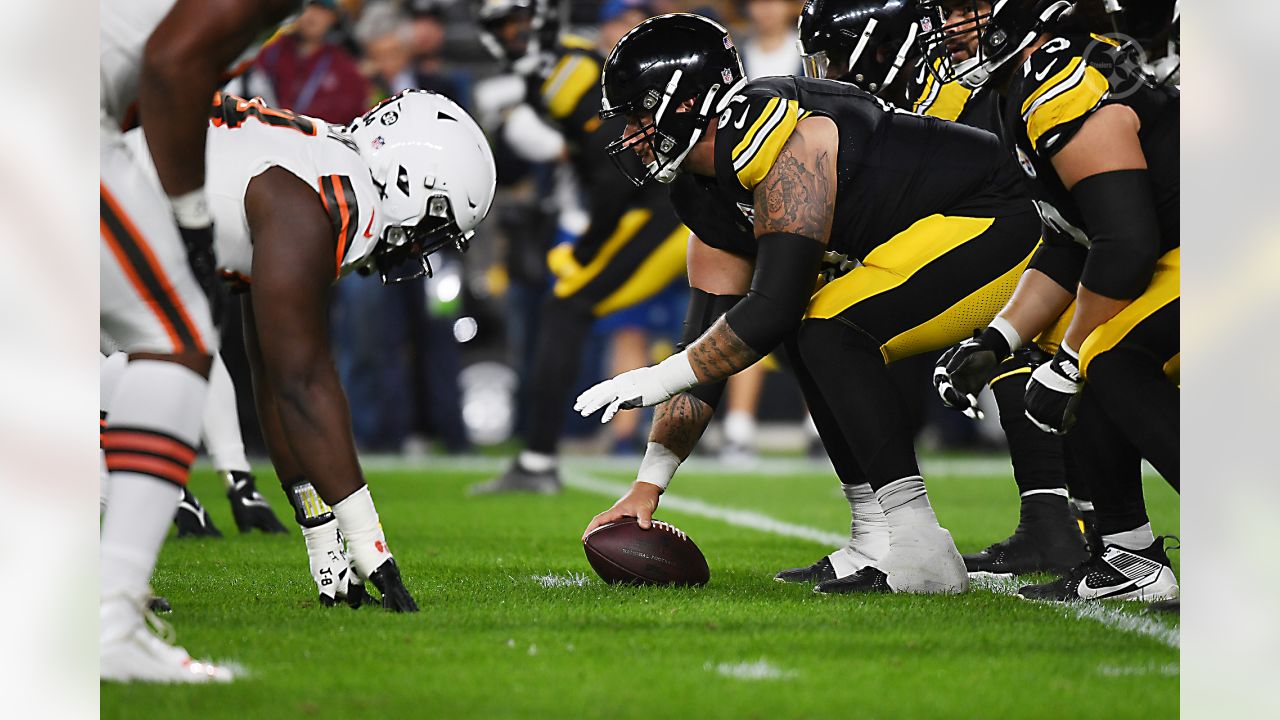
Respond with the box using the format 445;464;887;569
798;0;924;94
478;0;560;73
600;13;746;186
915;0;1075;88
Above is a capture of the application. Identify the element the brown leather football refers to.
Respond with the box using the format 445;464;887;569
583;517;710;586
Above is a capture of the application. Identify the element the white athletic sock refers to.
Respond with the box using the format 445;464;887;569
203;354;251;477
100;360;207;638
723;411;756;446
1102;522;1155;551
875;476;940;529
518;450;556;473
830;483;890;576
332;485;393;579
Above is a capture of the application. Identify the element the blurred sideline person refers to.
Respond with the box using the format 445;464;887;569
739;0;805;77
917;0;1180;602
578;13;1042;595
255;0;370;124
118;89;496;620
101;351;289;538
471;0;693;494
797;0;1089;577
101;0;301;683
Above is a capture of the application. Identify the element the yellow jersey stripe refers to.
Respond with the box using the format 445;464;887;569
922;80;972;121
732;97;782;165
1025;64;1110;151
912;63;939;114
542;54;600;120
734;99;800;190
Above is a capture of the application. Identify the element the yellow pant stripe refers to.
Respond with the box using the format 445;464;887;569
553;208;651;299
879;242;1035;363
1079;247;1180;377
1033;299;1076;357
592;225;689;317
804;215;995;321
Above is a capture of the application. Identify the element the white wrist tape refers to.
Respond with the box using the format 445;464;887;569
989;315;1023;353
169;188;213;229
636;442;681;492
654;351;699;397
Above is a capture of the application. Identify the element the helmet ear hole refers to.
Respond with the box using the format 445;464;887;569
397;165;411;196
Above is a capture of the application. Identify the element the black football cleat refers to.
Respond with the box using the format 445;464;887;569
1019;537;1179;602
147;595;172;614
344;579;377;609
963;521;1089;576
774;555;837;584
468;462;561;495
174;487;222;538
224;471;288;534
369;559;419;613
813;567;893;595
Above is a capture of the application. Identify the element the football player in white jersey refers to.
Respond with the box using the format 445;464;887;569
100;0;301;684
123;87;496;601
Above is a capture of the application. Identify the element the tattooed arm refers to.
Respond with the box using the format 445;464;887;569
683;116;839;383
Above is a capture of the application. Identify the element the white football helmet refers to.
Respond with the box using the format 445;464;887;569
349;90;497;283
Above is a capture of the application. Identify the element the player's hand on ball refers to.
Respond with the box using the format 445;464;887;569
575;353;698;423
933;331;1002;420
583;482;661;540
1024;344;1084;435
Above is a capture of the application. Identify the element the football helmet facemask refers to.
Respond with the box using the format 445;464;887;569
600;13;746;186
349;90;497;284
798;0;923;95
915;0;1075;89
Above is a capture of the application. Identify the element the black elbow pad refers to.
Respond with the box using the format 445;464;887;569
724;232;824;355
677;289;745;409
1073;170;1161;299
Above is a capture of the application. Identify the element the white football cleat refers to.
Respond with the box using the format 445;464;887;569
101;596;233;683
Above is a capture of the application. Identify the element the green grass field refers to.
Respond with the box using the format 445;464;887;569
102;455;1179;719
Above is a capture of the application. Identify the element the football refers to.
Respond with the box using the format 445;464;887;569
583;518;710;586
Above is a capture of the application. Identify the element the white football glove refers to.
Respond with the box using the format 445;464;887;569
574;352;699;423
302;520;367;607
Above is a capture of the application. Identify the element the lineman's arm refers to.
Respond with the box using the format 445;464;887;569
245;168;365;504
140;0;297;198
242;294;305;481
1050;104;1155;351
582;233;753;537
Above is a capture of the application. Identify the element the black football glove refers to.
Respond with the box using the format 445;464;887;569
225;471;288;534
178;223;225;327
1024;344;1084;435
933;328;1011;419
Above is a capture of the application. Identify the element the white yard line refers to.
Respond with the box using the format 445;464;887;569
561;470;1179;651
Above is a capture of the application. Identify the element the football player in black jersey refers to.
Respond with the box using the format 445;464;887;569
795;0;1090;577
470;0;692;494
917;0;1179;602
575;13;1047;595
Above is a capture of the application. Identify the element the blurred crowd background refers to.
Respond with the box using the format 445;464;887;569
215;0;1026;462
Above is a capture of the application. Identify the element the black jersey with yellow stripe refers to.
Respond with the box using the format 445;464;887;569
526;37;611;177
1004;34;1179;258
903;58;1003;135
671;75;1029;261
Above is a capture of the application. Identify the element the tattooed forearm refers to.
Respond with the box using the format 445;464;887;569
754;121;836;241
686;316;763;383
648;391;715;460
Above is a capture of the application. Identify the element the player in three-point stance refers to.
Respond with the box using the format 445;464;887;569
577;13;1043;595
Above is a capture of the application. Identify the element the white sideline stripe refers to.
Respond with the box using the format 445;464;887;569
336;454;1160;480
564;471;1179;650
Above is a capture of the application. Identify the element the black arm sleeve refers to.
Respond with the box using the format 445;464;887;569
724;232;825;356
1073;169;1161;299
1029;222;1088;293
677;289;746;409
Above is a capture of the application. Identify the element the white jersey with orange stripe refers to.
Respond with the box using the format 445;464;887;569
124;93;386;283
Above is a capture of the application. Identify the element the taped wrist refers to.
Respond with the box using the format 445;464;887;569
636;442;681;492
724;232;824;355
169;188;213;229
283;476;335;529
1073;170;1161;299
677;288;744;409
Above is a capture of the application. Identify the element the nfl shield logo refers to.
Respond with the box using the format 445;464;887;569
722;68;733;83
920;17;933;32
372;136;385;150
